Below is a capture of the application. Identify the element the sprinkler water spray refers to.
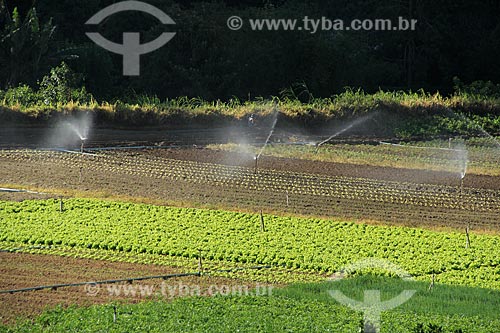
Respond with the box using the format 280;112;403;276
256;109;279;159
254;105;279;173
315;112;377;153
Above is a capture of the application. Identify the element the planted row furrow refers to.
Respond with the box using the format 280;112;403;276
2;150;500;212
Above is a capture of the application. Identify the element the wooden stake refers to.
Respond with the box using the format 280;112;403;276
59;198;64;212
428;274;435;291
113;305;117;323
198;249;203;273
254;156;258;174
286;191;289;207
260;210;265;232
465;224;470;249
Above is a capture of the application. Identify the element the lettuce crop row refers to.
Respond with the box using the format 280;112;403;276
1;199;499;289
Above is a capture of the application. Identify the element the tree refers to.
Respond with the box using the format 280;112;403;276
0;4;55;88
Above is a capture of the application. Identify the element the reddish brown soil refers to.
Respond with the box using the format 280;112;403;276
0;252;256;325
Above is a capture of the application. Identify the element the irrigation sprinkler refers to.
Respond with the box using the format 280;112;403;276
459;172;472;248
460;177;464;197
465;224;471;249
254;105;279;169
254;155;259;174
314;142;320;154
458;174;465;213
64;118;91;153
428;274;435;291
80;138;87;153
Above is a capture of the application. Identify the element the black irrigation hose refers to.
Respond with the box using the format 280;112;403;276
0;272;201;295
0;265;272;295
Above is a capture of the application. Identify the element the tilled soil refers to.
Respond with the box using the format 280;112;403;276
1;148;499;231
147;148;500;190
0;252;257;324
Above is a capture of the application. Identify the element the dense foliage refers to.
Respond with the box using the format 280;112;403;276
1;0;500;100
1;86;500;139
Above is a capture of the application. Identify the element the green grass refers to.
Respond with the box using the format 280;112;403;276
1;296;361;333
1;199;500;287
277;275;500;320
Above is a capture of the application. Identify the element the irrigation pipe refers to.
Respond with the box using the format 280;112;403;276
0;272;201;294
0;188;47;195
0;265;272;295
378;141;464;152
85;145;180;151
48;148;100;157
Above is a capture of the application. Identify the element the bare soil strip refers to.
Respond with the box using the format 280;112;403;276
147;148;500;190
0;252;256;325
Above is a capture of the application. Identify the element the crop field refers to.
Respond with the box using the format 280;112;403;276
1;138;500;331
1;148;500;231
209;138;500;176
1;198;500;332
1;198;500;287
3;1;500;330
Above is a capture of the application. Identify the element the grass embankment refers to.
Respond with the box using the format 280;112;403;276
2;90;500;139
